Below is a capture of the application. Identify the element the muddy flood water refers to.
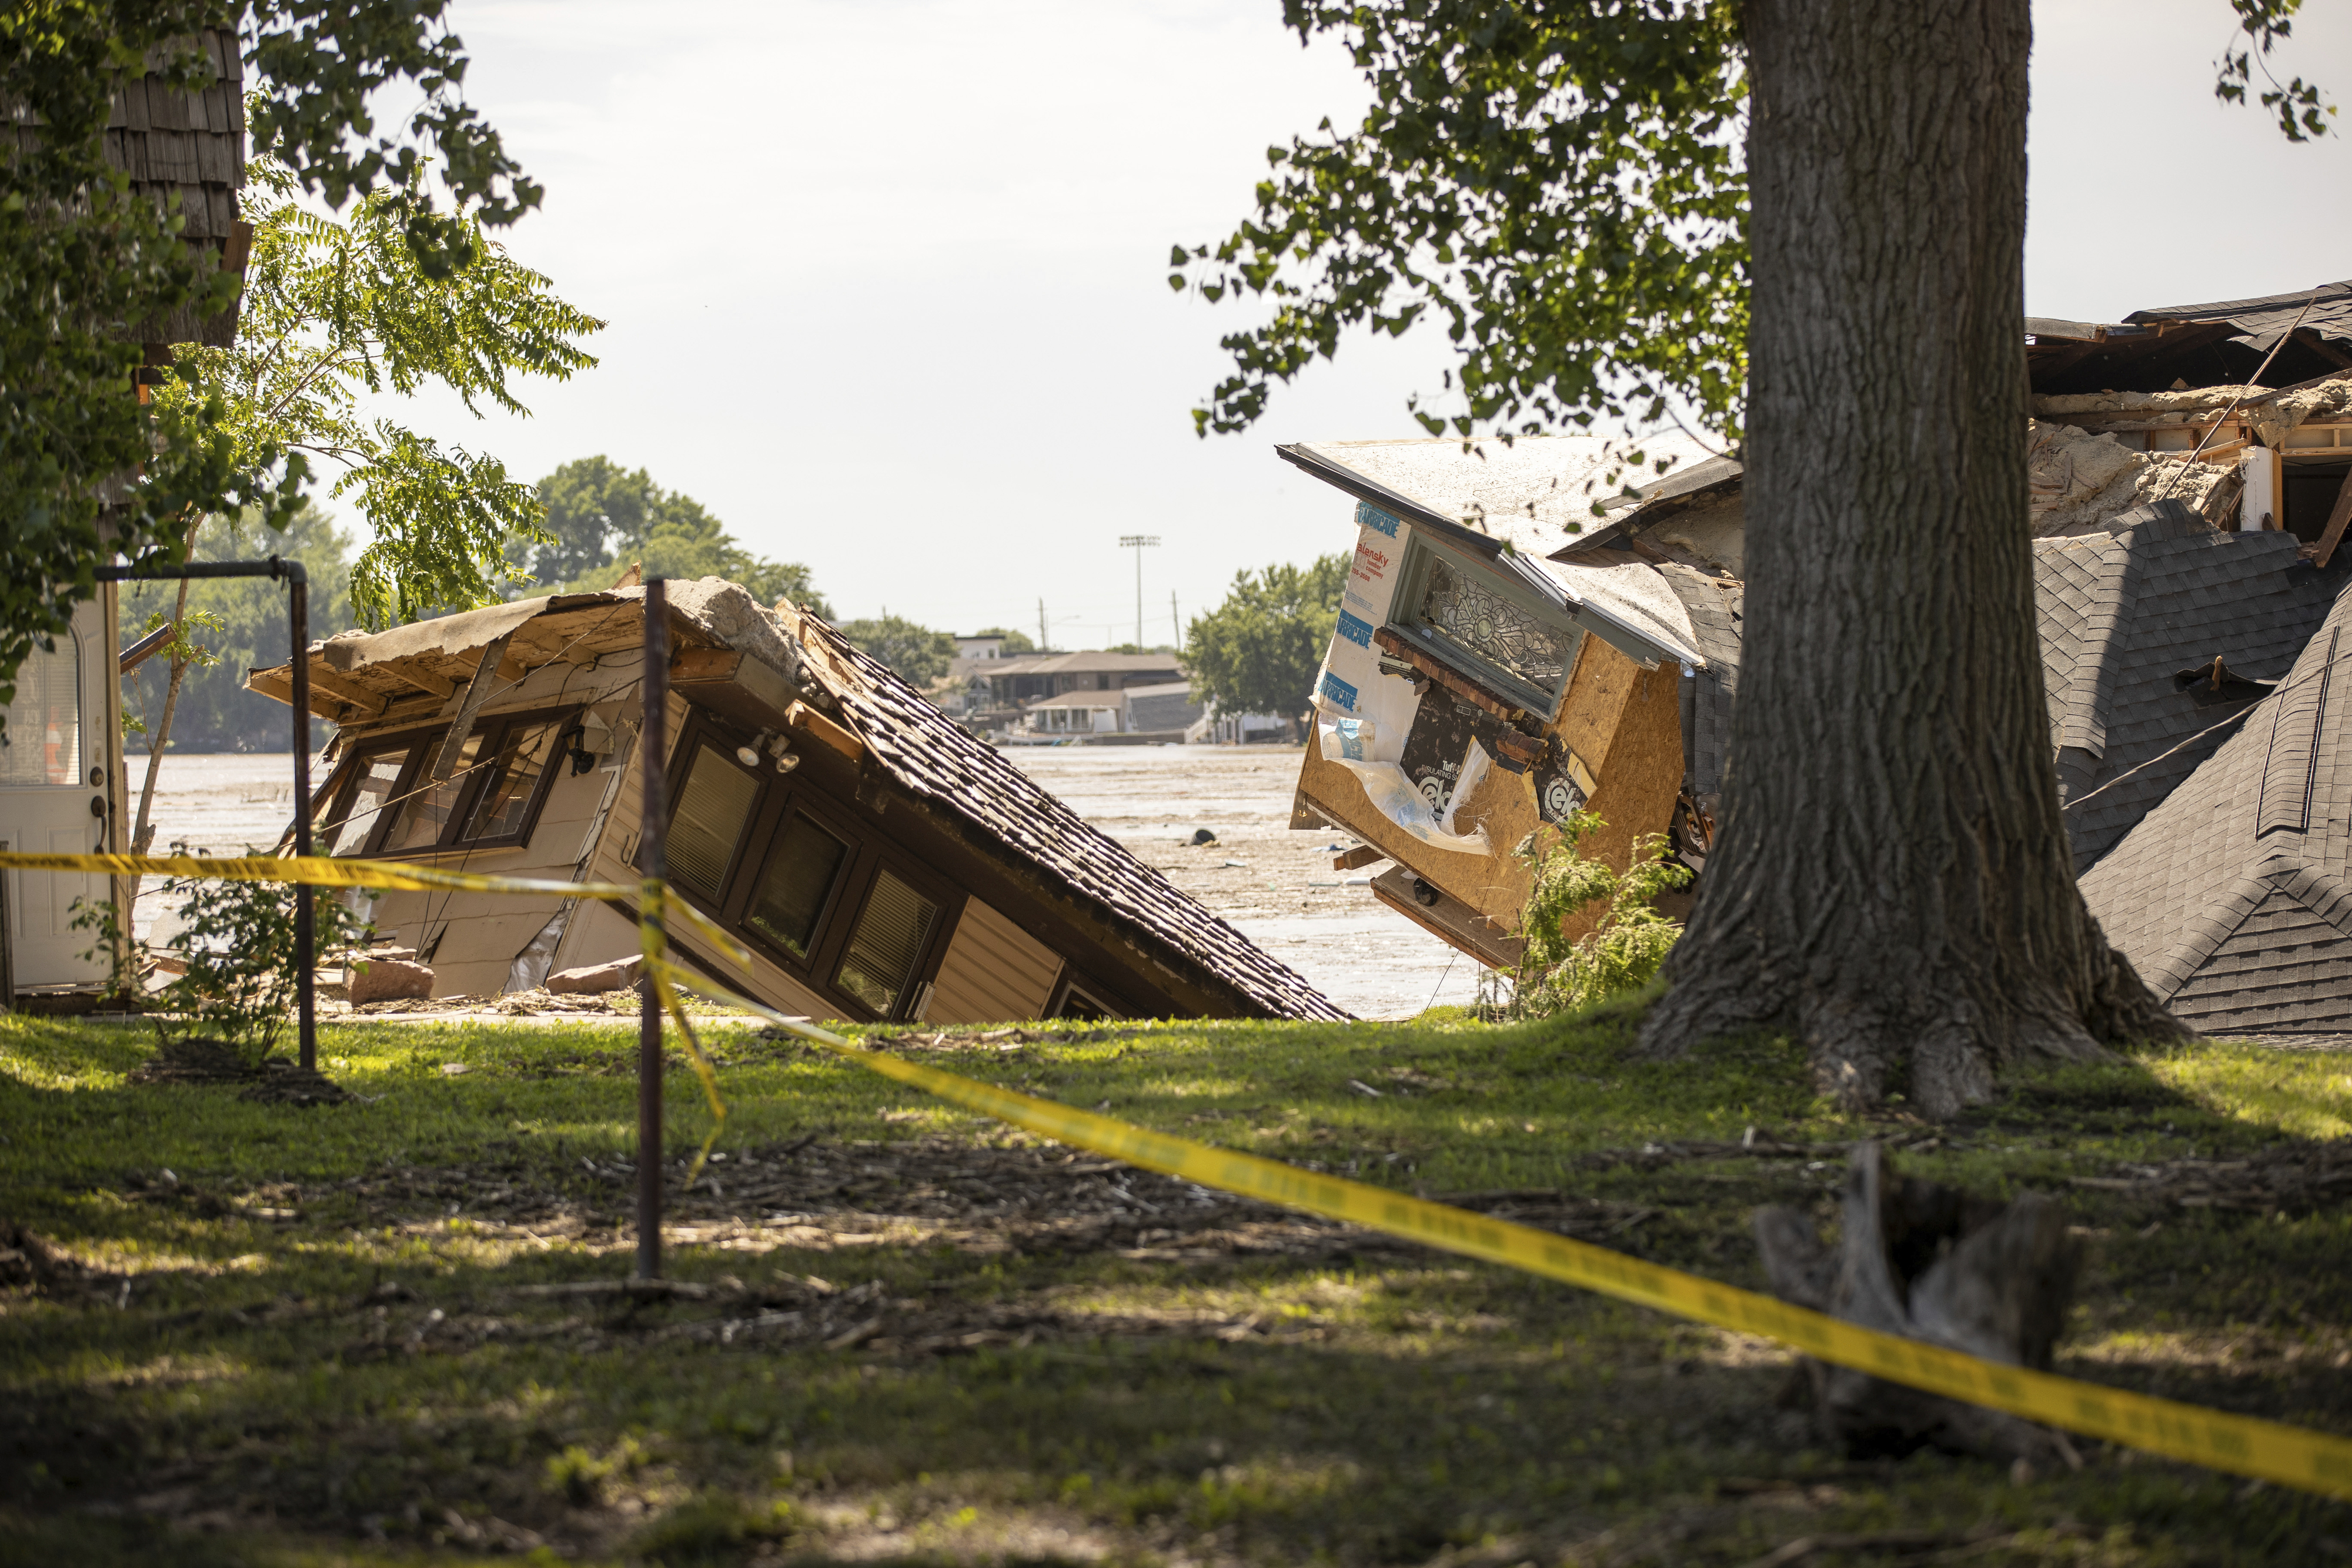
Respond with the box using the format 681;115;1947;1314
129;745;1481;1019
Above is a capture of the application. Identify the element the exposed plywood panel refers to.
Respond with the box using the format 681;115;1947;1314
1554;661;1685;947
1294;636;1668;934
929;897;1064;1024
1551;633;1643;778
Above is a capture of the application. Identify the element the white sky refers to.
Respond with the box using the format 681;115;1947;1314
358;0;2352;642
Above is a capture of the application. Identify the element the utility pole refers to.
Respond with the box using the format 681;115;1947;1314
1120;534;1159;650
1037;597;1047;654
1171;591;1180;651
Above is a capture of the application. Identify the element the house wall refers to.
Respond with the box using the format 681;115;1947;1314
1294;633;1678;935
346;658;640;999
928;897;1064;1024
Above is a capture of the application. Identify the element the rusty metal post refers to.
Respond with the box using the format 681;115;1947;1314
285;560;315;1073
637;578;669;1281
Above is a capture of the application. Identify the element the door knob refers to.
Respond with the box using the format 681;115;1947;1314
89;795;106;818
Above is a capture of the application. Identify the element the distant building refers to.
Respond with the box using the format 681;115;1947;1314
1017;680;1207;743
953;634;1010;660
959;650;1185;734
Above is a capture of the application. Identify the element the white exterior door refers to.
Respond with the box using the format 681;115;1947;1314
0;599;112;987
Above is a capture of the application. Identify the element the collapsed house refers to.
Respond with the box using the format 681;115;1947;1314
2079;584;2352;1033
248;580;1345;1024
1283;433;1720;967
1301;282;2352;1029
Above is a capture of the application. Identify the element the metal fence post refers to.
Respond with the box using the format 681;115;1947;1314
637;578;669;1281
284;559;314;1072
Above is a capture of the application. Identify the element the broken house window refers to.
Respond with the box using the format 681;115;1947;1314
660;710;954;1023
311;709;575;858
1390;537;1582;715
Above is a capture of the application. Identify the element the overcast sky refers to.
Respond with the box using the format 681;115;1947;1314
362;0;2352;644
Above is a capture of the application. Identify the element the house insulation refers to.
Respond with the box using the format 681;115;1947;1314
249;579;1346;1025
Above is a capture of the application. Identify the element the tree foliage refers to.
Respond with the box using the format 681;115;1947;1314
1176;1;1746;443
1;2;539;708
1177;1;2331;444
1185;555;1348;718
1508;814;1690;1015
838;616;958;690
158;159;602;629
512;456;830;616
120;503;356;754
2216;0;2336;140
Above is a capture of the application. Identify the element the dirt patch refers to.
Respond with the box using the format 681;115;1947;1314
2069;1145;2352;1215
126;1038;351;1105
126;1036;255;1085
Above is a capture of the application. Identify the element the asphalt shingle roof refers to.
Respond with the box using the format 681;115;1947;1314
798;614;1348;1022
2038;503;2339;872
2083;599;2352;1035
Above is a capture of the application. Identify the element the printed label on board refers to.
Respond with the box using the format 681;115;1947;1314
1335;610;1375;648
1355;501;1401;537
1318;670;1359;711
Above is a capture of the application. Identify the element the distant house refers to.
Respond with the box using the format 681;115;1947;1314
247;580;1343;1024
1018;680;1205;743
953;634;1010;660
963;650;1185;735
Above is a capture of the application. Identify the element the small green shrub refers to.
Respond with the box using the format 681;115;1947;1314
152;862;375;1065
1508;811;1691;1017
629;1490;794;1564
68;894;142;1002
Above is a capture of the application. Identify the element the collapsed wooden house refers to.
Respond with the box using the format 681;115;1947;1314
248;580;1345;1024
1281;433;1723;968
1327;283;2352;1025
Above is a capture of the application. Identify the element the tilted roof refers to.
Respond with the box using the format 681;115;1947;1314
789;611;1347;1021
2034;503;2341;872
2082;587;2352;1034
1279;436;1714;668
2027;280;2352;395
255;580;1345;1021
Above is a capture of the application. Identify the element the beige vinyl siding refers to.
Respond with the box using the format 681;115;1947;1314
927;897;1064;1025
363;711;625;997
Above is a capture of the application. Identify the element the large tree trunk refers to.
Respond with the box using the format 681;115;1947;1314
1639;0;2183;1116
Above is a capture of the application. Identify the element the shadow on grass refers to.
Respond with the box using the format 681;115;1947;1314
9;1012;2352;1563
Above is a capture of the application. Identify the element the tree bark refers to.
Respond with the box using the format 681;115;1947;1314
1639;0;2184;1116
131;566;192;860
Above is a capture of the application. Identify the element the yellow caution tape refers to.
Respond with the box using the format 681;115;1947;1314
0;850;637;902
637;882;728;1181
646;954;2352;1502
8;848;2347;1497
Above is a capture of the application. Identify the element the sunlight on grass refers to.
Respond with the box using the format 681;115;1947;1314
9;1009;2352;1564
2151;1043;2352;1140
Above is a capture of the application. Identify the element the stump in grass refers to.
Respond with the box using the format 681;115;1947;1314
1755;1141;2082;1468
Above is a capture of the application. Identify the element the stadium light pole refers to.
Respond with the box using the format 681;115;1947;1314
1119;535;1160;649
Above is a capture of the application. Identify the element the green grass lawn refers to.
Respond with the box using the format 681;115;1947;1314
5;1002;2351;1566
